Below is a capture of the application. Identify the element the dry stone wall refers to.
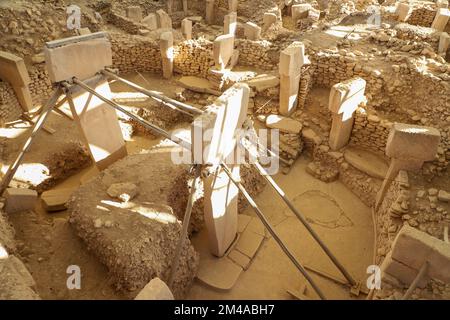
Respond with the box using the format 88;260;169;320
111;33;162;74
174;38;214;77
236;39;278;70
0;81;22;124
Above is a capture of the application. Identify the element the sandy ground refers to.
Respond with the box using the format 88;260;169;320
5;72;373;300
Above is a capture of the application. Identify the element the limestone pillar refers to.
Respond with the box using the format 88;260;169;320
244;22;261;40
142;13;158;30
228;0;238;13
183;0;188;15
156;9;172;29
206;0;215;25
436;0;449;8
328;77;366;151
432;8;450;31
181;18;192;40
278;42;305;115
263;13;277;30
191;83;250;256
439;32;450;54
292;4;311;21
0;51;33;111
375;124;440;210
224;12;237;35
167;0;173;15
396;3;412;22
213;34;235;70
160;32;174;79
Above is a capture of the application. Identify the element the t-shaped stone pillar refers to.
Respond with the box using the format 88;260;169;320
244;22;261;40
191;83;250;257
181;18;192;40
213;34;235;70
263;13;277;31
439;32;450;55
224;12;237;35
156;9;172;29
328;77;366;151
375;123;441;210
292;4;312;21
160;32;174;79
206;0;215;24
431;8;450;31
0;51;33;111
279;41;305;115
142;13;158;30
396;3;412;22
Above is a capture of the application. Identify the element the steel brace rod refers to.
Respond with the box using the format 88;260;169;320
0;88;63;195
101;69;203;116
220;163;326;300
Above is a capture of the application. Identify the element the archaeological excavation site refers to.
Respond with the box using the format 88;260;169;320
0;0;449;303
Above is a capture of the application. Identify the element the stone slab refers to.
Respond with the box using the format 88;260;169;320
191;83;249;165
142;13;158;31
0;51;30;86
246;74;279;92
381;252;428;288
343;146;388;179
178;76;222;95
431;8;450;31
391;225;450;283
44;36;112;83
266;114;302;134
66;76;127;170
134;277;174;300
385;123;440;161
213;34;235;70
3;188;37;214
328;77;366;115
235;226;264;259
41;188;76;212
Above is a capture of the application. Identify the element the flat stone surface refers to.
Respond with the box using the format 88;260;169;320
246;217;266;237
178;76;221;95
237;214;252;233
193;230;243;290
235;227;264;258
41;188;76;212
266;114;302;134
344;146;388;179
228;249;251;270
245;74;279;92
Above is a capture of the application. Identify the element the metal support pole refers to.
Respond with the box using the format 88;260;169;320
70;78;191;151
0;88;63;195
252;160;357;287
401;261;428;300
101;69;203;116
220;163;326;300
168;165;201;288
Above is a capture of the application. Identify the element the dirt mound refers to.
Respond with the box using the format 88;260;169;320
68;145;199;298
